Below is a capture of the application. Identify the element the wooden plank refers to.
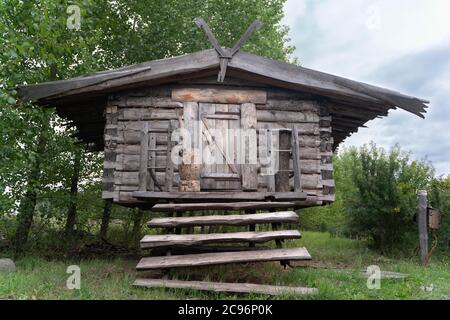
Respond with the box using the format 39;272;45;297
227;104;242;190
148;211;299;228
202;114;240;120
165;120;175;192
134;278;318;296
292;128;302;192
136;247;311;270
140;230;301;249
256;110;319;123
180;102;200;192
138;122;149;191
215;104;229;190
241;103;258;190
418;190;429;266
132;191;307;201
151;202;296;212
172;88;267;104
148;133;157;191
275;130;291;192
264;129;276;192
199;103;216;190
119;108;178;120
201;173;240;180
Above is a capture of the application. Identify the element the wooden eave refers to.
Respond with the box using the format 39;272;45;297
16;48;429;151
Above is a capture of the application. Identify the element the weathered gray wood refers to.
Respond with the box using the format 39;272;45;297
151;202;296;212
132;191;307;201
136;247;311;270
291;128;302;192
241;103;258;190
165;120;175;192
201;173;240;180
148;132;157;191
119;108;179;120
256;110;319;123
117;96;183;108
133;278;318;296
147;211;299;228
265;129;276;192
215;104;230;190
202;113;240;120
275;130;291;192
180;102;200;192
138;122;149;191
172;88;267;104
418;190;429;266
140;230;301;248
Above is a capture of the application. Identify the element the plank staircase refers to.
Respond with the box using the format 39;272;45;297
134;203;317;296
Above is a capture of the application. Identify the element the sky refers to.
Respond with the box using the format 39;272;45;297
282;0;450;176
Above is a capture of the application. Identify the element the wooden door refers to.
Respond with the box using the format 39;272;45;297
199;103;242;191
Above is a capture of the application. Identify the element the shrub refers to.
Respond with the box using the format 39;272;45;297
342;143;434;253
428;175;450;247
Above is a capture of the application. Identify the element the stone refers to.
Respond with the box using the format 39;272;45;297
0;258;16;272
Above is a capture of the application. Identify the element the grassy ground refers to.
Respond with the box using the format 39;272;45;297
1;231;449;300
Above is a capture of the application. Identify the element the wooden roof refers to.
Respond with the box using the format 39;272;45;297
17;49;429;150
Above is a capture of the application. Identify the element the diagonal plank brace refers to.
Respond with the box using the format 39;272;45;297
195;18;263;82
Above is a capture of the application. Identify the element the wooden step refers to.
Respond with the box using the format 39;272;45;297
140;230;301;249
134;278;318;296
147;211;299;228
136;247;311;270
151;202;296;212
133;191;307;202
150;245;271;256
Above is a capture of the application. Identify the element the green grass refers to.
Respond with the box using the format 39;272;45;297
1;231;449;300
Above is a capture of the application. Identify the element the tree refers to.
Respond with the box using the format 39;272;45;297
1;0;295;254
342;143;434;252
428;175;450;247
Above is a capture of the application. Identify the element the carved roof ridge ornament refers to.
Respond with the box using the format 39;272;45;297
194;18;263;82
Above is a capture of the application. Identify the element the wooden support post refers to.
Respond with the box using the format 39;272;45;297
270;207;286;267
246;209;256;247
275;130;291;192
175;212;183;235
266;130;276;192
291;128;302;192
138;122;149;191
241;103;258;191
418;190;429;266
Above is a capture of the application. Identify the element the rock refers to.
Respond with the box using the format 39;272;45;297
0;258;16;272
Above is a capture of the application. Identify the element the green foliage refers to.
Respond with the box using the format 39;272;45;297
2;232;450;300
0;0;294;253
428;175;450;247
301;143;436;253
339;143;434;252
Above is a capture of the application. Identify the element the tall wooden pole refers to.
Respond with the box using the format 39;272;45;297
418;190;429;266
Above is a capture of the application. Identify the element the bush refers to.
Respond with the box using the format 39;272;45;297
342;143;434;253
428;175;450;247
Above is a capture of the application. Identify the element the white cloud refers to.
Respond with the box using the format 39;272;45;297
283;0;450;175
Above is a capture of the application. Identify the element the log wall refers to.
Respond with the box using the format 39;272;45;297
101;77;335;207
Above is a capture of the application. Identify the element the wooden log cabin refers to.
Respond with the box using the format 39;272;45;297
18;48;429;208
17;21;429;295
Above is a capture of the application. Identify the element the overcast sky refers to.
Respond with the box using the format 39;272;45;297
282;0;450;176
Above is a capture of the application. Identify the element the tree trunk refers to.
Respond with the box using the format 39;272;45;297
131;209;145;251
14;63;57;257
14;130;46;257
65;150;82;241
99;200;113;240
